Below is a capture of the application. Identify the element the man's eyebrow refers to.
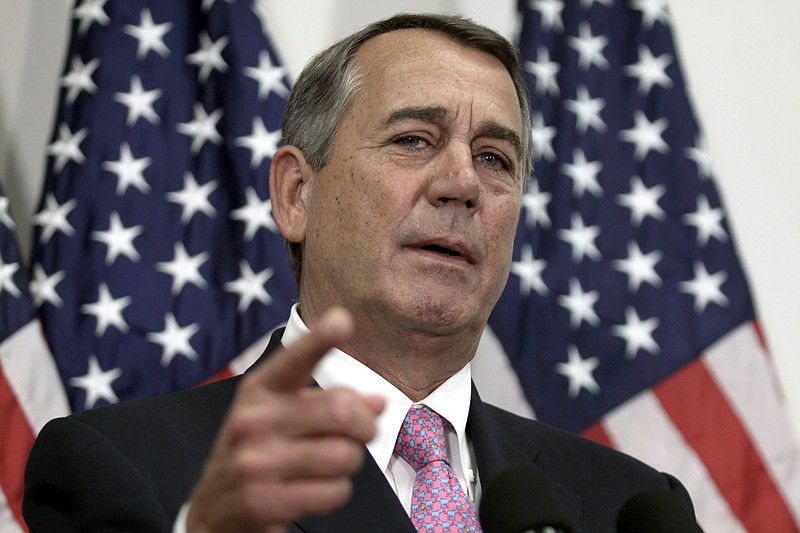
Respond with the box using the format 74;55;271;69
382;106;449;128
477;121;522;159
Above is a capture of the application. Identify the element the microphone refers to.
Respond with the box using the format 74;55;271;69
617;488;704;533
479;464;576;533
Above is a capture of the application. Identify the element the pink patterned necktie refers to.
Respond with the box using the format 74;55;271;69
394;406;482;532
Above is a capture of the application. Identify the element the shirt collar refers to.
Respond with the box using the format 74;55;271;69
283;303;473;473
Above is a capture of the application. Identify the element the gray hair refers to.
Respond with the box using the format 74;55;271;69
281;12;533;283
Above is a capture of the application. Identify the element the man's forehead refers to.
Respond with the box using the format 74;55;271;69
356;27;443;57
353;30;519;117
354;27;498;75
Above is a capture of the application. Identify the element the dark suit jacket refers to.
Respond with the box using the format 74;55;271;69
24;329;695;532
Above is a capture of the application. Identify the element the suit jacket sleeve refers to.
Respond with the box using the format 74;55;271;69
23;376;238;533
23;415;173;532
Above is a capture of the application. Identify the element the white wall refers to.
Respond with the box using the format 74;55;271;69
1;0;798;441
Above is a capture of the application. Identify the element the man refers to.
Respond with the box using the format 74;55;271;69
24;13;698;532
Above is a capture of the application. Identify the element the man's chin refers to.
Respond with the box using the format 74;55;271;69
393;297;485;338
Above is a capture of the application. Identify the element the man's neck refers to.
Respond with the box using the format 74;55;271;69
297;302;481;401
344;331;478;401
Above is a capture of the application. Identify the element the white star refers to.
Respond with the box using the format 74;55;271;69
102;143;152;195
124;8;172;59
113;75;162;126
556;345;600;398
61;55;100;104
73;0;109;35
91;212;143;265
632;0;671;30
224;260;274;313
561;149;603;198
47;123;88;173
176;103;223;154
230;188;278;239
69;355;122;409
251;0;272;35
235;117;282;168
30;264;65;308
530;0;565;32
679;262;729;313
511;244;548;296
33;193;76;243
685;134;713;179
612;307;660;359
568;22;609;71
683;195;727;246
531;112;557;162
565;85;607;134
522;179;552;228
80;283;132;336
559;213;602;263
0;196;14;228
619;111;669;161
624;45;673;95
244;51;290;100
186;31;229;83
613;241;662;292
616;175;665;226
156;242;209;295
147;313;200;367
166;172;218;224
525;47;560;96
558;278;600;328
0;254;21;298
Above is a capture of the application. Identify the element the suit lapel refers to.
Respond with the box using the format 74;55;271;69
467;384;583;528
467;384;538;481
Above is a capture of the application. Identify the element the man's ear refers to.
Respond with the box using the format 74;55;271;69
269;145;314;244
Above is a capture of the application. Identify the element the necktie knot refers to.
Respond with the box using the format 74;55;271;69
395;406;448;470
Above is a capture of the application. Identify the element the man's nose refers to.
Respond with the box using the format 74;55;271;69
426;146;480;213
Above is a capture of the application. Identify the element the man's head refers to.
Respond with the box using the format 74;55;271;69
270;12;531;344
279;13;533;284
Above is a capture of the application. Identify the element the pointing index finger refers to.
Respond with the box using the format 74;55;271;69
255;307;353;393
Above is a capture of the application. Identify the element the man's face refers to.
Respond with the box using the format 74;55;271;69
300;29;524;338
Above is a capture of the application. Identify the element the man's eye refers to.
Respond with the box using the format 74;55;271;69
478;152;509;171
396;135;426;149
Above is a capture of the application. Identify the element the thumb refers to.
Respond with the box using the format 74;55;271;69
254;306;353;392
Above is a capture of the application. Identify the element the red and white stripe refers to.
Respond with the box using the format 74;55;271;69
475;321;800;533
0;320;69;532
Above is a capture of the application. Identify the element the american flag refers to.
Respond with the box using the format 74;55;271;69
0;2;296;529
32;0;295;415
0;183;69;531
478;0;800;530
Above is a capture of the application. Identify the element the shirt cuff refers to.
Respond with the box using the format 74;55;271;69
173;501;190;533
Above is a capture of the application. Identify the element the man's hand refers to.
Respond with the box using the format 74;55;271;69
186;307;385;532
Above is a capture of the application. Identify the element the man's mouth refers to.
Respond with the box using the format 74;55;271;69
420;244;462;257
410;238;476;264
